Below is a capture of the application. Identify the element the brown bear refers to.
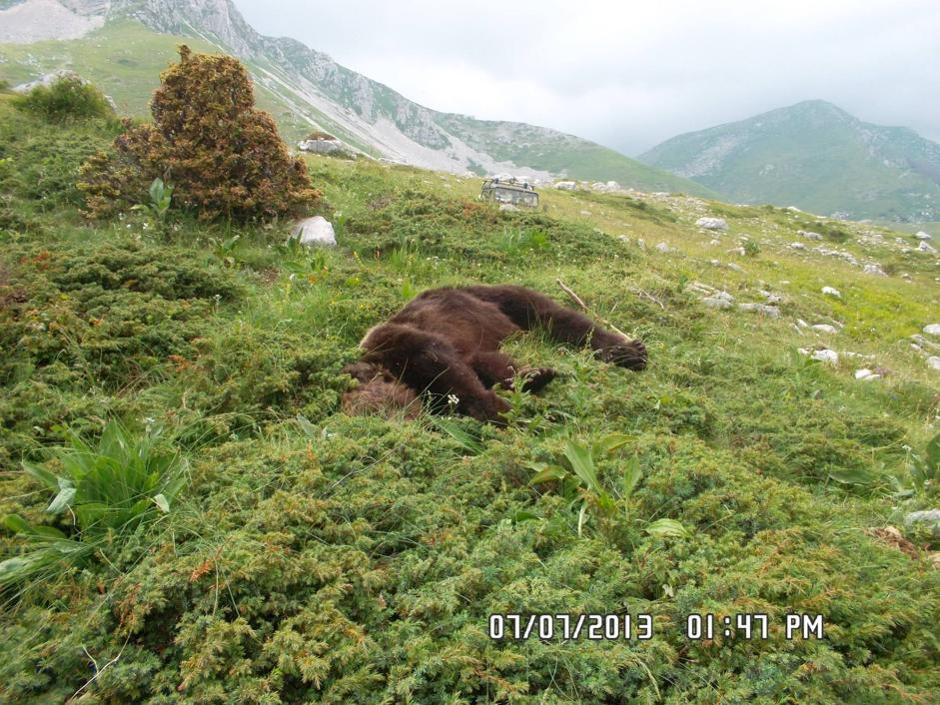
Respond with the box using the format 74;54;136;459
341;284;647;423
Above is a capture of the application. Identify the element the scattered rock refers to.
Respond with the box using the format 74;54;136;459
696;217;728;231
918;241;938;254
290;216;336;247
655;242;673;253
863;263;887;276
554;181;577;191
928;356;940;372
800;348;839;365
854;368;881;381
727;263;744;272
737;303;781;317
796;319;809;328
924;325;940;337
915;231;932;240
790;242;806;250
905;510;940;538
822;286;842;298
812;324;839;334
702;291;735;309
798;230;823;240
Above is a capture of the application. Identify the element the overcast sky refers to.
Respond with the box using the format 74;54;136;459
235;0;940;155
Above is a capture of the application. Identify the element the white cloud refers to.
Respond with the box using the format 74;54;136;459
235;0;940;153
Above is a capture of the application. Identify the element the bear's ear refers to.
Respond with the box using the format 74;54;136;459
342;361;381;383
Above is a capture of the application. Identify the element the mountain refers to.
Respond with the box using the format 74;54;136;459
639;100;940;222
0;0;712;195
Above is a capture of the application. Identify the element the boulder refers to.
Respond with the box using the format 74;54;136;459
915;231;932;240
812;324;838;334
854;369;881;381
905;510;940;537
798;230;823;240
924;324;940;337
737;303;781;317
695;217;728;231
810;348;839;365
822;286;841;298
917;241;938;254
863;263;887;276
290;216;336;247
554;181;577;191
929;356;940;372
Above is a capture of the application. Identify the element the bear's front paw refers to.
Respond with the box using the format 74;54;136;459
519;367;557;393
597;341;647;370
463;392;511;425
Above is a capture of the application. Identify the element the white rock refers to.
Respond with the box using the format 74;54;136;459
822;286;842;298
655;242;673;253
812;324;838;334
790;242;806;250
863;264;886;276
290;216;336;247
737;303;781;317
929;356;940;372
696;217;728;231
924;325;940;337
727;263;744;272
798;230;823;240
703;296;734;310
917;241;938;254
811;349;839;365
796;319;809;328
915;231;932;240
554;181;577;190
580;210;592;216
854;369;880;380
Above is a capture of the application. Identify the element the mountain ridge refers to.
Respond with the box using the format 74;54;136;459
0;0;714;195
639;99;940;222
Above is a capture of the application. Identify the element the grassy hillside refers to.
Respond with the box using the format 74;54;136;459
435;113;718;197
1;92;939;704
0;19;323;143
640;100;940;223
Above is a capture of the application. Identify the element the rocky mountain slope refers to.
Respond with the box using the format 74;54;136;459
0;0;711;194
639;100;940;222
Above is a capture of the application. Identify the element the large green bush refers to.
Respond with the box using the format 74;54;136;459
78;46;321;222
12;75;114;123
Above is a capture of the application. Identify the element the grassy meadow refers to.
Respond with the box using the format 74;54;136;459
0;89;939;704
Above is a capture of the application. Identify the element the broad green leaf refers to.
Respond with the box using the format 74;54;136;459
926;432;940;472
529;464;568;484
152;494;170;513
597;433;634;454
622;457;642;500
21;461;58;490
827;466;876;485
511;510;541;524
46;478;76;515
564;441;602;494
646;518;691;539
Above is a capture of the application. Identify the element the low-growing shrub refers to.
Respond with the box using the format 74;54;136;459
78;46;321;223
12;75;114;123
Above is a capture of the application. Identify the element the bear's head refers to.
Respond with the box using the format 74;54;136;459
340;362;421;419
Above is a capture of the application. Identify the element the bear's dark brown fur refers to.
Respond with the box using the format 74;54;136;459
341;285;647;423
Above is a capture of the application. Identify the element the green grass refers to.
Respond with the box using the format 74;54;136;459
0;95;938;703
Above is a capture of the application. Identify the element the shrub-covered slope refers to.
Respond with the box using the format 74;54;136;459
1;95;939;704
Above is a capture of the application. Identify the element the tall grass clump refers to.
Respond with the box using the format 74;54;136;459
0;421;186;589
